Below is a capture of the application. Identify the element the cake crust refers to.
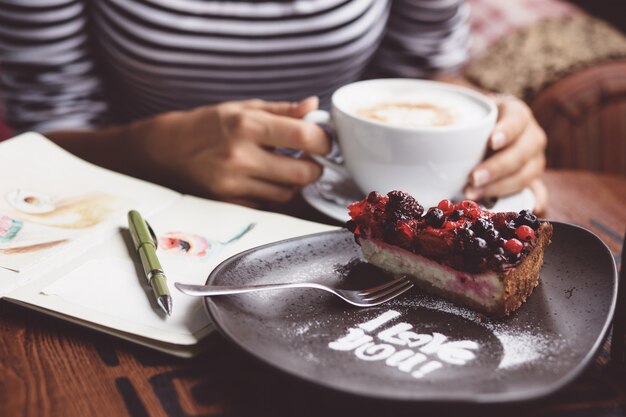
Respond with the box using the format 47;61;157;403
499;222;553;316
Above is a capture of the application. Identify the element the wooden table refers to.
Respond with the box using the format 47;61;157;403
1;170;625;417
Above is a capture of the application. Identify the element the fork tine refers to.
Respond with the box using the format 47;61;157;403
367;281;414;305
357;276;411;296
362;278;414;302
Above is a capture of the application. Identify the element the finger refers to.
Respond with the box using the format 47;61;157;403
241;109;331;155
221;197;263;209
240;96;319;118
214;175;298;204
470;122;545;188
529;178;548;216
465;153;545;200
244;145;323;186
490;96;531;151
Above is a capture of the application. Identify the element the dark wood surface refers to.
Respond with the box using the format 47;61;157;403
1;169;625;417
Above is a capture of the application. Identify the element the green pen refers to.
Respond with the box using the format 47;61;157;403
128;210;172;316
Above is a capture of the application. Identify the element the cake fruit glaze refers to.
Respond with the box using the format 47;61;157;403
346;191;553;317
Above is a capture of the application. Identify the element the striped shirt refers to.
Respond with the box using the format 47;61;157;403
0;0;470;133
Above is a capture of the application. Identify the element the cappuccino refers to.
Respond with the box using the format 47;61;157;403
308;79;497;208
357;102;455;128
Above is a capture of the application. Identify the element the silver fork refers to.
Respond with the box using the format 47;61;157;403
175;276;414;307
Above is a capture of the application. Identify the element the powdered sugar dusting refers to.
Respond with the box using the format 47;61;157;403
389;295;562;370
492;331;548;369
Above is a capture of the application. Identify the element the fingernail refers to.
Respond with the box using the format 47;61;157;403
491;131;507;150
465;187;483;200
472;169;490;188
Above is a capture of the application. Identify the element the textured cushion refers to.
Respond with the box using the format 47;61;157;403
467;0;579;60
466;4;626;175
466;14;626;102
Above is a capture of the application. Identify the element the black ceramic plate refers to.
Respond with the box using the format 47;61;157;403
204;222;617;403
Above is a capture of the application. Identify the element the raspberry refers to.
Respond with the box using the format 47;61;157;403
504;238;523;254
515;225;535;241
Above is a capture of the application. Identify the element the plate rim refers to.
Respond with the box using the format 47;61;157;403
203;222;618;404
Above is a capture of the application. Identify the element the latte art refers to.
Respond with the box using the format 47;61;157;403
357;102;456;128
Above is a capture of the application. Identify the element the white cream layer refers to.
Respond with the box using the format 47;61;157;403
360;239;504;310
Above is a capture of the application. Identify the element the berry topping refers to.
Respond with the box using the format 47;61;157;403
387;191;424;220
346;191;544;272
483;228;500;244
424;208;445;228
504;238;523;254
449;209;464;221
515;225;535;241
516;210;540;229
472;218;492;235
437;199;455;215
468;237;488;254
457;200;479;211
367;191;385;204
466;207;482;220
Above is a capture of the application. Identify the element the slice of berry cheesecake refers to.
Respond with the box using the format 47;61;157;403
346;191;553;317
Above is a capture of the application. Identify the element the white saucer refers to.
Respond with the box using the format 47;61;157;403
302;169;536;223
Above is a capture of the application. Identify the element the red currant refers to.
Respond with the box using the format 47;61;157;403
442;221;455;229
437;199;455;215
467;208;481;220
515;225;535;241
457;200;479;211
504;238;523;254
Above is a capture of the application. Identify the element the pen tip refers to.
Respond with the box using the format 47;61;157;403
158;295;173;316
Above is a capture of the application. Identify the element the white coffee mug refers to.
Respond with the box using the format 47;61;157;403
306;79;498;208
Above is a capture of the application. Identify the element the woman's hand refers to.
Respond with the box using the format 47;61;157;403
464;95;548;214
128;97;329;207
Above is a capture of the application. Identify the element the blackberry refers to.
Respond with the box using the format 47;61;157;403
386;191;424;221
424;208;445;228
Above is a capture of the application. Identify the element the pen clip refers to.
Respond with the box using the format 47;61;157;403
145;221;158;249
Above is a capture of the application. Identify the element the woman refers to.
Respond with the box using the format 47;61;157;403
0;0;547;210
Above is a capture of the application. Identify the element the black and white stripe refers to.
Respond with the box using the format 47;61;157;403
0;0;469;132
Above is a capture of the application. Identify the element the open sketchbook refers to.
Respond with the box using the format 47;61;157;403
0;132;338;357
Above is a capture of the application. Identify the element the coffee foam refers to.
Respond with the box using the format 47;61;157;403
339;86;490;129
357;102;455;128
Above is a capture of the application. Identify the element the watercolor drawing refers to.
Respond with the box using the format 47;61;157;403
0;214;22;242
5;190;122;229
158;223;256;260
0;188;125;272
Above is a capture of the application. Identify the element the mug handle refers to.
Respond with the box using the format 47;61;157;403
303;110;350;178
